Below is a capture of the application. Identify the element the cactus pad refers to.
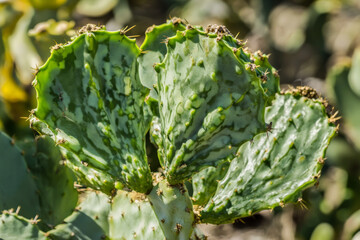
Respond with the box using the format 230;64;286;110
327;55;360;150
0;132;40;219
0;211;46;239
156;28;267;183
200;93;336;224
18;136;78;226
30;28;153;193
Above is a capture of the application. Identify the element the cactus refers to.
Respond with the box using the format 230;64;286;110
191;160;230;206
0;18;336;239
30;25;153;194
18;136;78;226
47;191;111;239
155;27;271;184
0;131;78;226
0;132;41;219
327;49;360;150
48;180;195;239
0;209;46;239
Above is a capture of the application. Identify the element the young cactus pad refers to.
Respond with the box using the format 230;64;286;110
200;93;336;224
155;28;273;183
30;25;153;193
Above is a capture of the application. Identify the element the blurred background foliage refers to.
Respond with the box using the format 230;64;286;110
0;0;359;239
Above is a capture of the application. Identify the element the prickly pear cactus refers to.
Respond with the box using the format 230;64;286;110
30;24;153;194
15;18;338;239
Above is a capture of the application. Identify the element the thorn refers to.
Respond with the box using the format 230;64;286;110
31;65;40;75
297;198;308;210
30;215;40;224
317;157;326;164
15;206;21;215
236;218;245;224
127;35;141;39
121;25;136;34
10;136;15;145
328;110;341;124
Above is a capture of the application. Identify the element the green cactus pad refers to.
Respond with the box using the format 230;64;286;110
30;28;153;193
48;191;111;239
109;190;166;239
327;56;360;150
110;180;195;240
156;28;267;183
0;211;46;239
18;136;78;227
50;181;196;239
0;132;40;219
200;93;336;224
148;180;195;240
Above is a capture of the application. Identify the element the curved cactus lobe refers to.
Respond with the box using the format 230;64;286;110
157;29;267;183
138;18;186;97
138;19;187;168
31;30;153;193
200;94;336;224
220;34;280;100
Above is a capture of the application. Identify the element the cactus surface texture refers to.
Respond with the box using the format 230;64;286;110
200;93;336;224
0;210;46;239
30;28;153;194
0;18;338;239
